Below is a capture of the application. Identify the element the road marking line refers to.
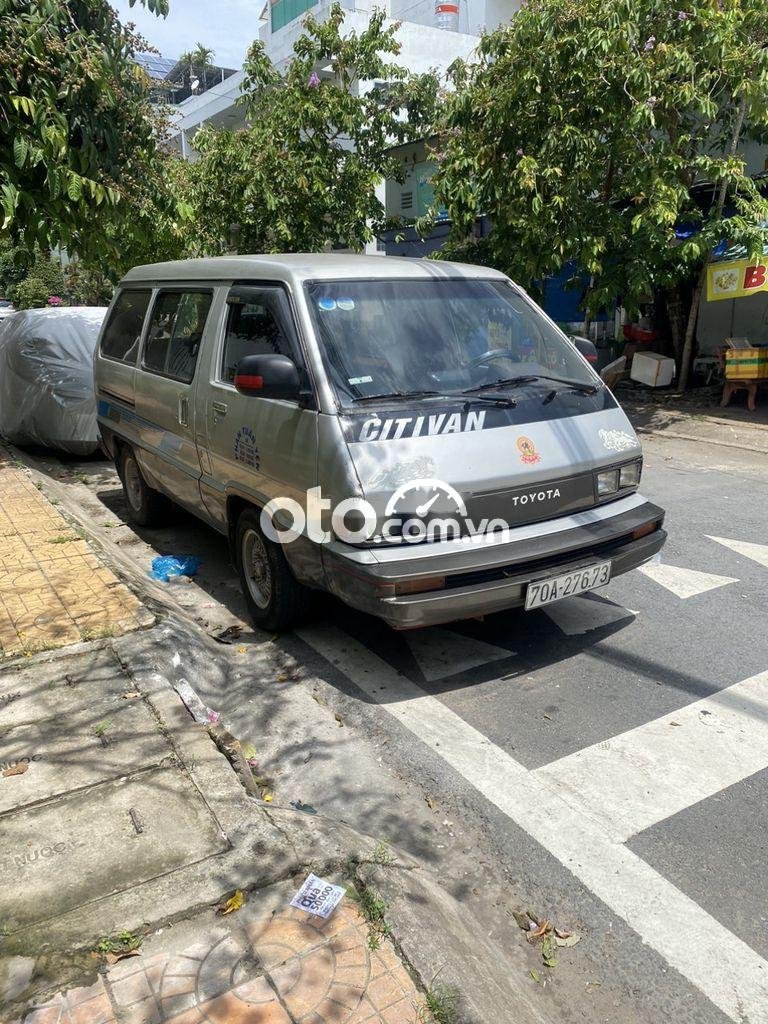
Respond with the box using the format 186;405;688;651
405;628;514;681
537;670;768;840
636;561;737;598
706;535;768;571
298;624;768;1024
543;594;636;636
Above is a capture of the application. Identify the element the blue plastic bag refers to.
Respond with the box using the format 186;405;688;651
149;555;201;582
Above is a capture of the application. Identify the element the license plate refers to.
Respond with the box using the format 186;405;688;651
525;561;612;610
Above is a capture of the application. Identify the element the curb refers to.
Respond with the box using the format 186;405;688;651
635;426;768;454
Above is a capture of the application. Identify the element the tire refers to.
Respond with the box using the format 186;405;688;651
119;446;167;527
236;507;305;631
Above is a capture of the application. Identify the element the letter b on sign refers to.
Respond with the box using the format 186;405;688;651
744;265;766;290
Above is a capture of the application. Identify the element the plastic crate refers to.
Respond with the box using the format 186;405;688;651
725;348;768;380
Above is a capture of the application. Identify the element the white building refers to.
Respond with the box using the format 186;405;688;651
169;0;522;159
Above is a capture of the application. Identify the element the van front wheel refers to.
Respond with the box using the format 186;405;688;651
119;447;166;527
236;509;304;631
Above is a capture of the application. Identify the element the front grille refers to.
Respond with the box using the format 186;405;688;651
441;529;640;591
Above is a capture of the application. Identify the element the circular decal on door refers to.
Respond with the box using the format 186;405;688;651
234;427;260;469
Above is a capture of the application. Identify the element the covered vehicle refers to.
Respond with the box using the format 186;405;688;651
0;306;107;455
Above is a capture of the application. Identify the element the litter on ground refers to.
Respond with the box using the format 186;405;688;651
149;555;201;582
290;874;345;919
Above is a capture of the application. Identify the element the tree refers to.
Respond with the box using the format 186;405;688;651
0;245;66;307
186;3;437;253
0;0;170;261
192;44;216;90
428;0;768;383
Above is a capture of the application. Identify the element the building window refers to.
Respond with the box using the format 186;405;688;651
401;191;414;212
271;0;317;32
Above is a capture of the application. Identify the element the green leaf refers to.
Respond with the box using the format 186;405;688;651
67;174;83;202
13;136;28;169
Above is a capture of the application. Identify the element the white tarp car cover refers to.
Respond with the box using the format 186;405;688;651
0;306;107;455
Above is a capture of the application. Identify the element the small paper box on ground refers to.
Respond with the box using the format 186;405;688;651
630;351;676;388
725;348;768;380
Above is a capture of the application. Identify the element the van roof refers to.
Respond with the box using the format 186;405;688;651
121;253;509;284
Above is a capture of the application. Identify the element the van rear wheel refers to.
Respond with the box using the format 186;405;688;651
119;447;166;527
236;508;304;632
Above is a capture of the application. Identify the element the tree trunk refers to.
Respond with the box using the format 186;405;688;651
678;266;707;391
678;96;747;390
666;285;684;363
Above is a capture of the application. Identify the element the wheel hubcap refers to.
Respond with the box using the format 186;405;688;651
124;456;143;511
242;529;272;609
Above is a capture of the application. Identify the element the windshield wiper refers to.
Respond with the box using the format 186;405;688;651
464;374;598;396
351;390;443;403
351;389;515;407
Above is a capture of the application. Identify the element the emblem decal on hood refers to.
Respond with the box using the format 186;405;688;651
599;428;636;452
517;436;541;464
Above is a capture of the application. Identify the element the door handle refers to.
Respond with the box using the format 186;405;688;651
178;395;189;426
212;401;228;416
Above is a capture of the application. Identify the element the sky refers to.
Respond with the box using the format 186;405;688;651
113;0;265;68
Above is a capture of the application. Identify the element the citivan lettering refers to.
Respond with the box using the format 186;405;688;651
357;409;486;443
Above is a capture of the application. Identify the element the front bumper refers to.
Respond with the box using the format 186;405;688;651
322;494;666;629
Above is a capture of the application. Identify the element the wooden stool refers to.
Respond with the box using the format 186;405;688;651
721;379;759;412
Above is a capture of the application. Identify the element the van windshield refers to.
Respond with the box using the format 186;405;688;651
305;277;596;406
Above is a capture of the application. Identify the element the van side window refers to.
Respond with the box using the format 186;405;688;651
143;290;213;383
221;288;297;384
100;289;151;364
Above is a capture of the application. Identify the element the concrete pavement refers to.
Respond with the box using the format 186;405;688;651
1;445;543;1024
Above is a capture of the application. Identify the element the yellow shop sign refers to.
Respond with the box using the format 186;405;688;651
707;258;768;301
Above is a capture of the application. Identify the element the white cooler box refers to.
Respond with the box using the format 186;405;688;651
630;351;675;387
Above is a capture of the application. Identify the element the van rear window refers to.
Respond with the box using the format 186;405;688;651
101;290;151;364
143;290;213;383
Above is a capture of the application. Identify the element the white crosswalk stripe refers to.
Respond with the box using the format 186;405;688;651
706;535;768;570
297;624;768;1024
537;670;768;840
405;628;513;681
636;561;738;598
543;593;636;635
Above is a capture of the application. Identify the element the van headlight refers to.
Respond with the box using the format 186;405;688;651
596;468;620;496
596;460;642;498
619;460;642;489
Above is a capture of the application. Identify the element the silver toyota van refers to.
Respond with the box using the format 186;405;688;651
94;255;666;630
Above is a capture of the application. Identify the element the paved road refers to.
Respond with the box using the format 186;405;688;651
37;432;768;1024
290;434;768;1024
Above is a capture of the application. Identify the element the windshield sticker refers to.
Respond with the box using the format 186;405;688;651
517;436;542;464
599;428;636;452
337;298;355;310
349;375;373;385
318;298;336;311
234;426;260;469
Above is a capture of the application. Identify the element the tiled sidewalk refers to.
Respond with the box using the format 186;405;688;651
21;900;424;1024
0;449;149;657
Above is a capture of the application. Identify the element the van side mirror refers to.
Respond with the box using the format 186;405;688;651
570;335;598;366
234;353;301;401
